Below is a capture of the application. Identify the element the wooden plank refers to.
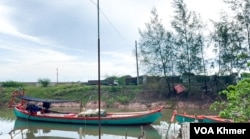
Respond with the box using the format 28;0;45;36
181;122;190;139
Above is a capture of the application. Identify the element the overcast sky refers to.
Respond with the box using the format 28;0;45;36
0;0;225;82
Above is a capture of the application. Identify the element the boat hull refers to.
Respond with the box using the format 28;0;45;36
175;114;203;123
174;112;219;123
14;107;162;125
203;116;233;123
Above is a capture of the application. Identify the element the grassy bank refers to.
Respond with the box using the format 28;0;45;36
0;84;142;107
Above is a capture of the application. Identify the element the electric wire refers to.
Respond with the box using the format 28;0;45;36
89;0;134;47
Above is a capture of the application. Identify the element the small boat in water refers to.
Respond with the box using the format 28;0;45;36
171;110;219;123
174;112;204;123
10;91;163;126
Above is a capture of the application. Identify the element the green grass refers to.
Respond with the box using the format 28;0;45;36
0;84;140;107
0;107;16;120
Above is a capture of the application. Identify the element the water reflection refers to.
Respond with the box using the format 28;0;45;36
152;121;181;139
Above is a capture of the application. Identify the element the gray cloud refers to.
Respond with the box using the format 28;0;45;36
0;0;224;81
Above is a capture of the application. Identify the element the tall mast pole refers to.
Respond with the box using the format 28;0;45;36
135;40;139;85
97;0;101;138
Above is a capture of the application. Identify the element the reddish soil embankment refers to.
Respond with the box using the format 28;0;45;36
51;100;212;110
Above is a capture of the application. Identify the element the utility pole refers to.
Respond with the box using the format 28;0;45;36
135;40;139;85
56;67;58;85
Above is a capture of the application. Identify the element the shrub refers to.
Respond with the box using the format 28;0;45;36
210;78;250;122
38;78;51;87
1;81;24;87
117;96;129;104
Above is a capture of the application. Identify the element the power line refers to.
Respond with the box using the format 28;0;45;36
89;0;133;47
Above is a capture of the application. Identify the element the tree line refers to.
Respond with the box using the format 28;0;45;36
138;0;250;97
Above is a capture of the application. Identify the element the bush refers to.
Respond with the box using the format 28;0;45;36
210;78;250;122
38;78;51;87
1;81;24;87
117;96;129;104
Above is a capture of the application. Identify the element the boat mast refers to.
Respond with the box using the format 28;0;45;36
135;40;139;85
97;0;101;138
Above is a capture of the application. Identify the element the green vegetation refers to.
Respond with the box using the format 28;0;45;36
0;107;16;120
138;0;250;100
38;78;51;87
0;74;238;107
136;0;250;120
210;78;250;122
241;72;250;80
0;83;140;108
1;80;25;87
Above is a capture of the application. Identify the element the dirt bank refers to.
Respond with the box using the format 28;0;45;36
50;100;212;110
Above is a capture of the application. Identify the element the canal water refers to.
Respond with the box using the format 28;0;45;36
0;107;215;139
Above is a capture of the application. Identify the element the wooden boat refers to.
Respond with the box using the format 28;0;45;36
175;112;204;123
202;115;234;123
9;118;161;139
170;110;218;123
10;92;163;126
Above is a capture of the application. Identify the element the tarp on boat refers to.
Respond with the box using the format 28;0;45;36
15;95;77;103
